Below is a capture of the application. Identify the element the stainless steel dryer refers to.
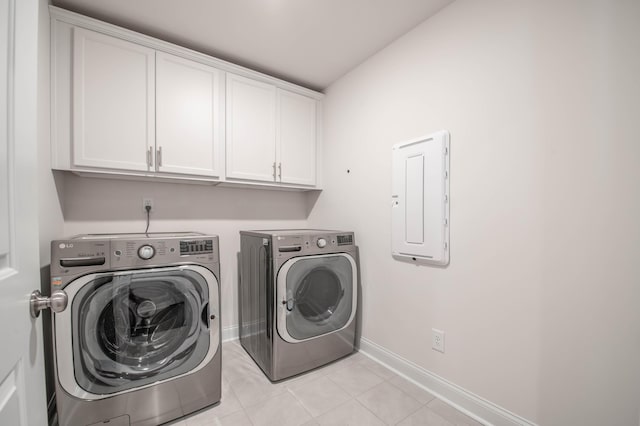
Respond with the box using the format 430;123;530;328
49;233;221;426
239;229;358;381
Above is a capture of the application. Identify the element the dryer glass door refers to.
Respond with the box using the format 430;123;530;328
277;253;357;342
70;267;212;395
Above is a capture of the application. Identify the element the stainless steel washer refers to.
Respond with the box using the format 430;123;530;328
50;233;221;426
239;229;358;381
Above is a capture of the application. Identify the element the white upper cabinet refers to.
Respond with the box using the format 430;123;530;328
156;52;222;177
226;73;318;186
225;73;277;182
61;26;223;179
50;6;322;188
277;89;317;186
72;27;154;172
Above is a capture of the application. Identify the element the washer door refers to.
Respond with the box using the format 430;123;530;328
55;265;219;399
276;253;357;343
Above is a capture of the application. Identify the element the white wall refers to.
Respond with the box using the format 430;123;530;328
61;174;312;330
309;0;640;424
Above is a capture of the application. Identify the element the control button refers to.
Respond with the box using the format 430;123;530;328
138;245;155;260
114;250;122;256
317;238;327;248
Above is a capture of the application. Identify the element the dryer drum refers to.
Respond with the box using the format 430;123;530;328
295;267;344;323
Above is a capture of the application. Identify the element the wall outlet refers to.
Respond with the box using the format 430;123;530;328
142;198;154;212
432;329;445;353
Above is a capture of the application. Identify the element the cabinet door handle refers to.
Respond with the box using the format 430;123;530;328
157;146;163;167
278;162;282;181
147;147;153;168
272;162;276;181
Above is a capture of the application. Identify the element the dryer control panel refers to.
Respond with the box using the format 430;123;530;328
268;231;356;257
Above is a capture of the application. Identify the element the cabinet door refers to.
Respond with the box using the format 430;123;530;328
73;27;154;171
277;89;317;186
156;52;222;177
226;73;276;182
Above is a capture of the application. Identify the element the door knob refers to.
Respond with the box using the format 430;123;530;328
30;290;68;318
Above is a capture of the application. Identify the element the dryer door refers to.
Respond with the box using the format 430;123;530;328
54;265;219;400
276;253;357;343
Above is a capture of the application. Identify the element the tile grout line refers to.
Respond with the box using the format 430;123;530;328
219;341;476;426
392;401;434;426
385;375;428;405
285;387;316;423
286;373;355;420
222;381;254;426
358;376;427;425
321;367;392;425
383;372;431;425
354;397;392;426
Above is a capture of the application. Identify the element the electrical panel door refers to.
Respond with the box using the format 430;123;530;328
392;131;450;266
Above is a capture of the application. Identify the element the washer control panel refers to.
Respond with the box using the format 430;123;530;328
137;244;155;260
52;235;219;277
180;239;214;255
337;234;353;246
51;234;219;289
111;238;215;265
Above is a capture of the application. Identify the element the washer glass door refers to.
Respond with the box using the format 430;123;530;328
277;253;357;342
70;267;212;395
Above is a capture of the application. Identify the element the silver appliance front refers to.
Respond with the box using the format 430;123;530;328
51;233;222;426
55;265;219;400
239;229;359;382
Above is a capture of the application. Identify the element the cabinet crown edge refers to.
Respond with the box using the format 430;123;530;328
48;5;324;100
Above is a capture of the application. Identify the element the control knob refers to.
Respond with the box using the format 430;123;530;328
138;244;155;260
316;238;327;248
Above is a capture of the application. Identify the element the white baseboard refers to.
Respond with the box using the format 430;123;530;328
222;324;239;342
359;338;536;426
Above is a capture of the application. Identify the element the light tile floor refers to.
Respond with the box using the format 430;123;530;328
171;341;482;426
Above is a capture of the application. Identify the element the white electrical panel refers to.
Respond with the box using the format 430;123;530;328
392;130;450;265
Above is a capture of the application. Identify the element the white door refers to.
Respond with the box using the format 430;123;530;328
225;73;276;182
0;0;47;424
156;52;222;177
73;27;155;172
277;89;317;186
